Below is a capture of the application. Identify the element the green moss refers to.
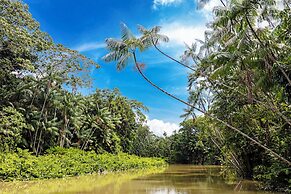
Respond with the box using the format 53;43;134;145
0;148;167;181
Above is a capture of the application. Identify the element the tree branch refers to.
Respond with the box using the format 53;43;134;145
132;52;291;166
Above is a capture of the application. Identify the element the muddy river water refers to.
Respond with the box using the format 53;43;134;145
0;165;277;194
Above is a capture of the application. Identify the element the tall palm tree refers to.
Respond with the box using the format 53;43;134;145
102;23;291;166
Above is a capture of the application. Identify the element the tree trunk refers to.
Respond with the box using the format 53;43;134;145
132;52;291;166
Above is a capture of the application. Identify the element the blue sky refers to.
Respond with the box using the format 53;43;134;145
23;0;220;136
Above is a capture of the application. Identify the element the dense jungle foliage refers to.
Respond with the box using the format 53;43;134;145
0;0;149;155
0;0;216;164
102;0;291;192
130;120;220;165
0;0;290;192
0;0;166;180
0;0;203;180
187;0;291;191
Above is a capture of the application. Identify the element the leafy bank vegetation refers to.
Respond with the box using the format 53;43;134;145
0;148;166;180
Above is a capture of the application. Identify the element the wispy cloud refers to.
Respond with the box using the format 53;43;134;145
154;0;223;55
201;0;221;12
153;0;183;10
160;22;207;47
146;116;180;136
197;0;223;20
73;42;106;52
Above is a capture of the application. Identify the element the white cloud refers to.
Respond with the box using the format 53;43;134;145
146;117;180;136
256;20;269;29
197;0;223;21
276;0;285;10
154;0;223;47
73;42;106;52
155;0;223;54
156;0;222;47
201;0;221;13
160;21;207;47
153;0;183;9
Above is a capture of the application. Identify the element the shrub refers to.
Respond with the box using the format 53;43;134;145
0;147;167;181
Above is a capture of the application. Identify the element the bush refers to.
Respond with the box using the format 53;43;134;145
0;107;27;152
254;163;290;193
0;147;167;181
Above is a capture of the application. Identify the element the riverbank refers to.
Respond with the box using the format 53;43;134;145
0;147;167;181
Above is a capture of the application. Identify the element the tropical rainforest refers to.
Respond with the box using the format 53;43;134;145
0;0;290;193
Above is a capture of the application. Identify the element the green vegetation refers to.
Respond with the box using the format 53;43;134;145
1;0;290;192
0;0;163;182
130;120;220;165
0;0;147;156
185;1;291;192
0;147;166;180
102;0;291;192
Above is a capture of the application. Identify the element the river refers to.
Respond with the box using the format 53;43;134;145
0;165;277;194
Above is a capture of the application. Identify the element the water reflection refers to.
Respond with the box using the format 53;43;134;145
0;168;163;194
120;165;264;194
0;165;277;194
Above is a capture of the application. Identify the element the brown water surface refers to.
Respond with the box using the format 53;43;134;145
0;165;276;194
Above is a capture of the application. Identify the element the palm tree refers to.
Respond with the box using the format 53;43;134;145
138;25;196;71
103;23;192;107
102;23;291;166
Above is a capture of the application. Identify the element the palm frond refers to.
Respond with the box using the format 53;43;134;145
137;25;148;34
155;34;169;43
120;22;134;41
105;38;127;51
117;52;132;71
151;26;162;34
102;51;119;62
139;25;169;46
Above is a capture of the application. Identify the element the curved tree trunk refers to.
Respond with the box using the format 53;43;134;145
151;39;195;71
152;38;291;127
132;52;291;166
